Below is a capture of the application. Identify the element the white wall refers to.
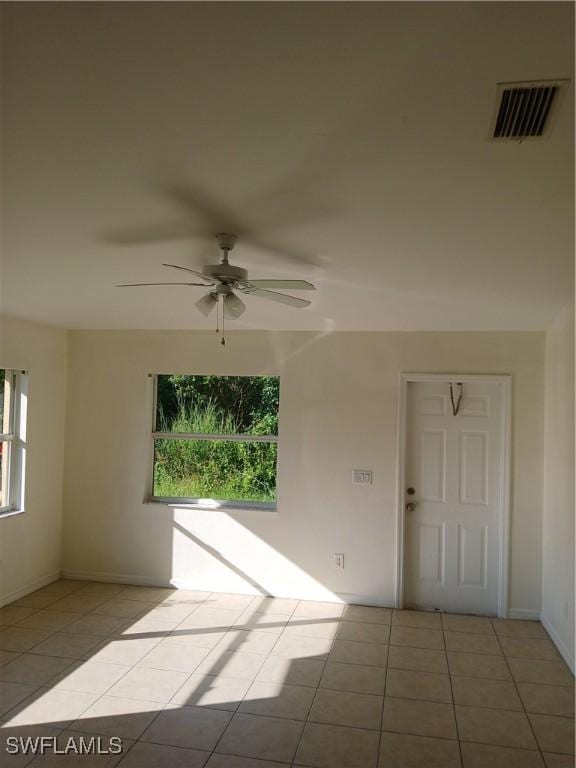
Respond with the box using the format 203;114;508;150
62;330;544;612
541;302;575;670
0;316;68;603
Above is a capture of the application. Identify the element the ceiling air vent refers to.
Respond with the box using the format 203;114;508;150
491;80;567;141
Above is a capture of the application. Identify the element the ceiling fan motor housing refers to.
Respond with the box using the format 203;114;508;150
202;263;248;283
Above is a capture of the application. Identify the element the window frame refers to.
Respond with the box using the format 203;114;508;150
148;374;279;511
0;369;27;517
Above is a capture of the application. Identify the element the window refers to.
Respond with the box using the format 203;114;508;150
151;375;279;507
0;369;27;516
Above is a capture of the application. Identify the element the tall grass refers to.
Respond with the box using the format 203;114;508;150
154;402;277;502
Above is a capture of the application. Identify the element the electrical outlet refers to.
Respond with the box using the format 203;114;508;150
353;469;372;485
334;553;345;570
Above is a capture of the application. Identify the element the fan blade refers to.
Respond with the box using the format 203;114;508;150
163;263;215;283
223;293;246;319
196;292;218;316
116;282;209;287
241;279;316;291
240;287;311;308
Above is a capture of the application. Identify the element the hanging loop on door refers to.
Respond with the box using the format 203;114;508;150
449;382;463;416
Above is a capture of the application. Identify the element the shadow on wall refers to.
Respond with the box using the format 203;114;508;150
171;514;342;602
60;328;396;608
155;330;351;604
173;520;269;596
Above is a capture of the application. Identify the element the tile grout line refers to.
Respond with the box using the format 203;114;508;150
3;588;216;760
161;593;261;759
114;732;559;762
442;613;464;768
49;596;209;711
95;688;562;718
3;586;574;764
491;616;546;761
286;604;335;767
113;589;223;766
376;638;390;768
89;694;559;735
285;603;343;768
12;612;566;672
115;624;205;764
202;595;301;764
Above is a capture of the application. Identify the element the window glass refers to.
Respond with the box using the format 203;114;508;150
153;438;277;502
152;375;279;504
0;370;4;429
155;375;279;436
0;369;25;513
0;442;5;507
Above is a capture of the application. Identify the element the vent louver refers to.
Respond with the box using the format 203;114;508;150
491;80;566;141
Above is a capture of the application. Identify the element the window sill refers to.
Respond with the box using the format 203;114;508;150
0;507;25;519
146;497;278;513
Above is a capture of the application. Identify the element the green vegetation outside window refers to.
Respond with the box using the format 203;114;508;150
152;375;279;505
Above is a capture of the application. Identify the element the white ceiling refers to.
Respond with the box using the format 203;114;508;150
1;2;573;331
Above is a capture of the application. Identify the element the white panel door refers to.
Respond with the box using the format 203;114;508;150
404;380;503;615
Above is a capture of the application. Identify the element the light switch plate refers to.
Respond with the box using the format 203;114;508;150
353;469;372;485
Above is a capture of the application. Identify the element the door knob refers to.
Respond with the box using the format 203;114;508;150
406;502;416;512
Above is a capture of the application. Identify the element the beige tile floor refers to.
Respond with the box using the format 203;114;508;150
0;579;573;767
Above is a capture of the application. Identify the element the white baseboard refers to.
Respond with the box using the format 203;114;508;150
62;570;397;607
507;608;541;620
335;592;396;608
0;570;62;608
167;577;268;594
12;571;574;673
64;570;270;596
541;614;575;674
62;569;172;588
167;577;269;596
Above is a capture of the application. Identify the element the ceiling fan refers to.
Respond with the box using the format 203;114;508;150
116;232;316;321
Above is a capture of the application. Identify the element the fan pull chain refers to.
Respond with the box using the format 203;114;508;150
213;296;226;346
